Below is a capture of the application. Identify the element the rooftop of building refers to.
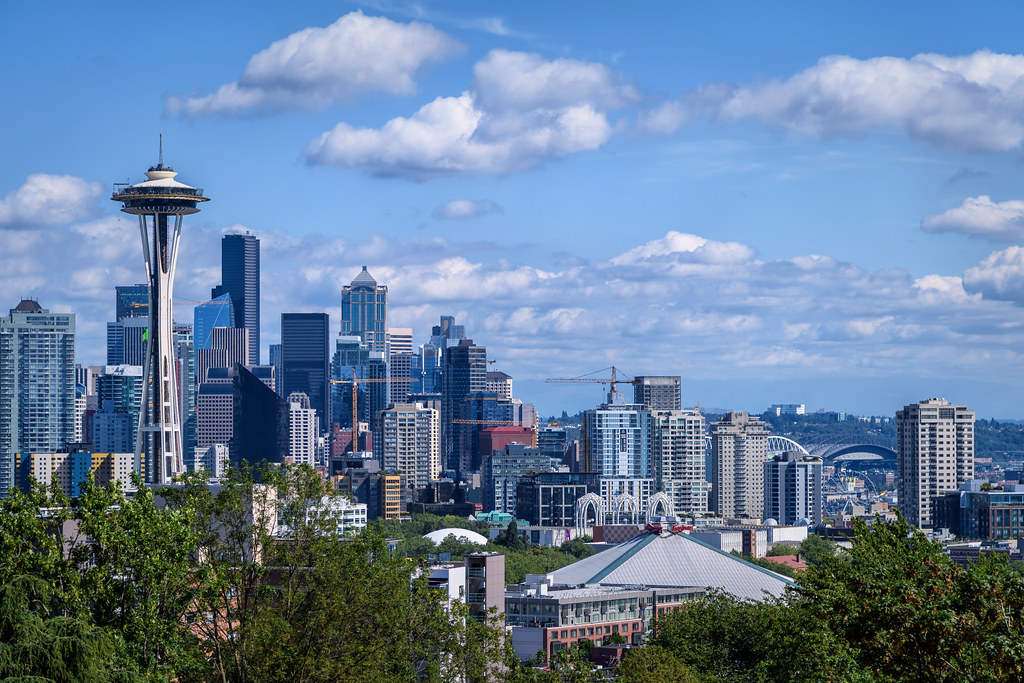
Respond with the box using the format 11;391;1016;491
541;529;793;601
12;299;43;313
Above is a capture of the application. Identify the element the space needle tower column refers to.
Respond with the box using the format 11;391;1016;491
112;141;209;483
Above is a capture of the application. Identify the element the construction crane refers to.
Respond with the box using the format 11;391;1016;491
452;418;523;425
329;372;412;449
545;366;638;398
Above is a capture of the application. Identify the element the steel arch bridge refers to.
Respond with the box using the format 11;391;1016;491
766;436;810;455
804;439;897;463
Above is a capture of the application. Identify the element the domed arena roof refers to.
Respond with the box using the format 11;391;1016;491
423;528;488;546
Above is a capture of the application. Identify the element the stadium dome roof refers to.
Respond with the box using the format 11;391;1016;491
423;528;488;546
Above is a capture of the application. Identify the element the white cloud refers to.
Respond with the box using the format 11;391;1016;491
6;220;1023;407
433;199;502;220
305;49;635;178
0;174;103;227
641;50;1024;152
165;11;464;116
963;246;1024;303
922;195;1024;241
609;231;756;266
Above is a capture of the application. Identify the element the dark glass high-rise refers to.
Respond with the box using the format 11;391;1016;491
281;313;330;432
214;233;260;364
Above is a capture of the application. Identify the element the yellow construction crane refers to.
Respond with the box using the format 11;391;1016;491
545;365;637;397
329;372;412;448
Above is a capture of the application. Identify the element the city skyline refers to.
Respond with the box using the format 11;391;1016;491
3;3;1024;418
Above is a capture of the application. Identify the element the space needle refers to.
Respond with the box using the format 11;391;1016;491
112;138;209;483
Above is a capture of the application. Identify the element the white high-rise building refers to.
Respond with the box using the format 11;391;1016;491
380;402;439;497
652;409;707;515
711;412;769;519
0;300;76;496
287;392;318;466
896;398;975;528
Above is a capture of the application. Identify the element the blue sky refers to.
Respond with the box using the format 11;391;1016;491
3;2;1024;418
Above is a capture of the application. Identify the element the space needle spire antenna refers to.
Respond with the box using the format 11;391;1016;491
111;140;210;484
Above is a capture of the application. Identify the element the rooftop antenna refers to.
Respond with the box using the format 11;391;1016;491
158;134;163;166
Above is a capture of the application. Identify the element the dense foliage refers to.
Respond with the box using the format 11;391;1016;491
0;466;511;682
628;515;1024;682
7;467;1024;682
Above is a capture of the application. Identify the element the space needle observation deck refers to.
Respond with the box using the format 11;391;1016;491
111;140;210;484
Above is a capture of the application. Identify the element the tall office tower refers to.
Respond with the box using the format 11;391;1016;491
582;394;652;477
388;327;413;355
112;147;209;483
232;365;289;467
710;412;769;519
483;443;551;516
0;300;76;496
764;451;823;525
634;376;681;411
583;393;654;515
367;351;389;424
486;371;513;400
73;386;87;443
340;267;388;354
91;365;144;452
441;339;487;474
212;232;260;364
388;326;414;405
210;327;250;367
287;392;318;466
896;398;975;528
174;324;196;466
115;284;149;320
196;378;234;452
106;317;149;365
431;315;466;348
390;351;414;404
331;335;369;428
193;293;233;350
380;402;440;500
249;365;276;393
268;344;283;396
652;409;708;515
455;391;517;474
281;313;330;432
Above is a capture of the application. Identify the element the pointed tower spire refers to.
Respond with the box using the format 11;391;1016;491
158;133;163;166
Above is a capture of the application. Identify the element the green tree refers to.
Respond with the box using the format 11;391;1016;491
799;514;1024;681
618;644;699;683
0;575;115;682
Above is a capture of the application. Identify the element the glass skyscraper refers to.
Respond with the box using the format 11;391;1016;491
340;267;388;354
281;312;330;432
213;233;259;364
193;293;233;350
0;300;76;496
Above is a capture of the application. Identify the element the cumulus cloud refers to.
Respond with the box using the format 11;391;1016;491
6;218;1024;408
165;11;464;116
963;246;1024;303
0;173;103;227
305;48;636;178
610;231;756;266
433;199;502;220
640;50;1024;152
922;195;1024;241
